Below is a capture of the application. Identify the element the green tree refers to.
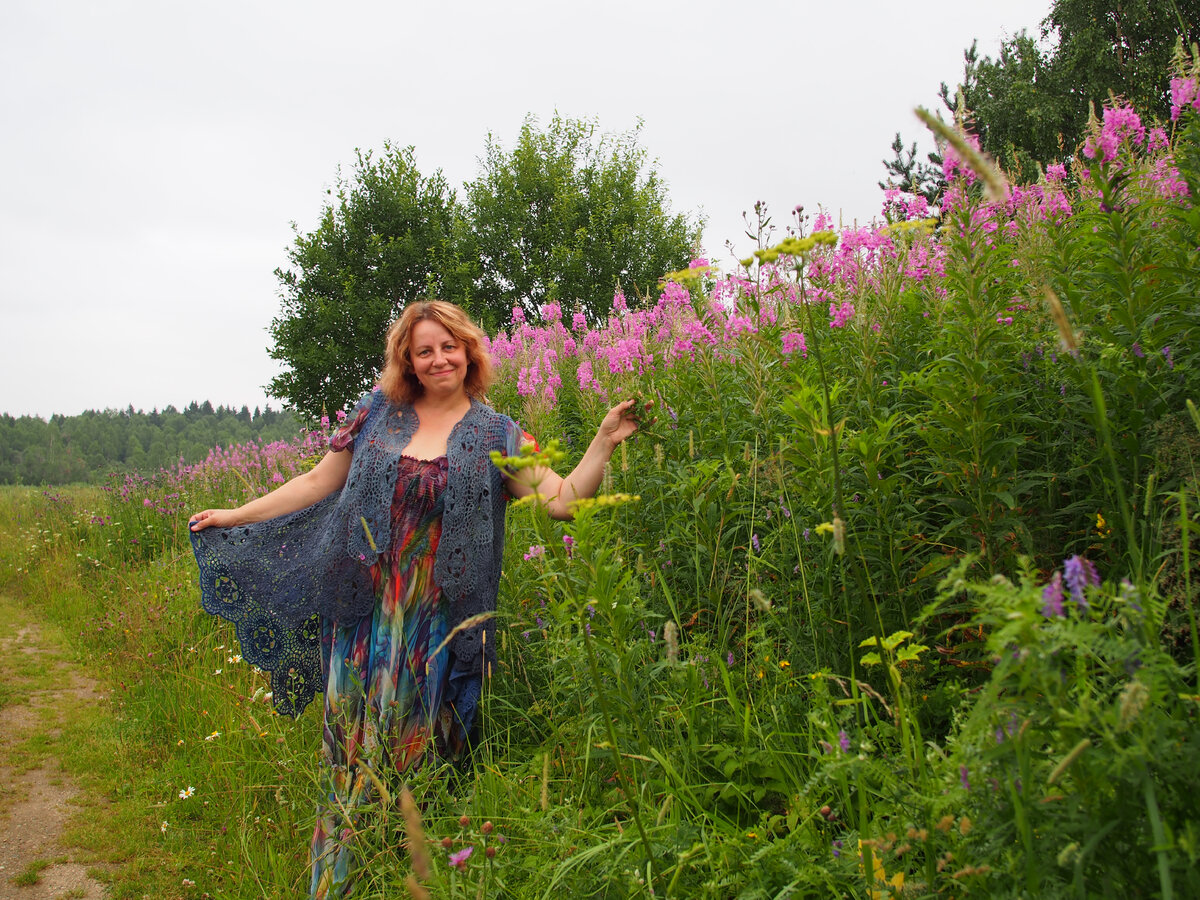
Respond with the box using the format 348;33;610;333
949;1;1200;177
465;114;701;325
267;143;477;419
879;132;945;207
886;2;1200;192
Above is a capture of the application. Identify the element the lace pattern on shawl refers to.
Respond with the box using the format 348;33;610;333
190;390;519;717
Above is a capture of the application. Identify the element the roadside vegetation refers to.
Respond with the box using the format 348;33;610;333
3;46;1200;900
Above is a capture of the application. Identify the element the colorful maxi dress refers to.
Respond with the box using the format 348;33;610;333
309;417;472;897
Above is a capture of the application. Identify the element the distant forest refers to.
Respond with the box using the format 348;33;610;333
0;402;306;485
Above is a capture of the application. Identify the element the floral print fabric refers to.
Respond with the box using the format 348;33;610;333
309;452;472;898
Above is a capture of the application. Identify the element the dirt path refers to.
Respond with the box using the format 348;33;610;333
0;606;108;900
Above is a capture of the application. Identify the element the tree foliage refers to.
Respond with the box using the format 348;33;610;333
953;0;1200;176
267;121;700;416
267;143;478;419
0;403;299;485
885;1;1200;191
465;114;701;325
878;132;944;206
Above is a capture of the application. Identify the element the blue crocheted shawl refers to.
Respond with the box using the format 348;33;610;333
190;390;520;719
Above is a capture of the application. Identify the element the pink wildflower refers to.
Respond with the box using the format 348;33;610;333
781;331;807;357
1171;75;1200;121
942;132;982;185
1084;106;1145;162
829;300;855;328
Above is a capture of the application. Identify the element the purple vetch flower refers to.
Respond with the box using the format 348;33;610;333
832;839;843;858
1063;555;1100;609
838;730;850;752
751;533;761;553
960;765;971;791
535;616;546;629
1041;571;1065;617
1163;346;1174;369
1132;342;1145;358
726;651;735;667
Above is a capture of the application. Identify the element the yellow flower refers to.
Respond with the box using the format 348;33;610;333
859;839;906;898
780;660;791;669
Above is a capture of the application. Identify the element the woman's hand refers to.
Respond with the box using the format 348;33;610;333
598;398;654;450
188;509;244;531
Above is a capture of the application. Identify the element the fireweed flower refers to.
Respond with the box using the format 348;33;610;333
829;300;855;328
781;331;807;356
1084;105;1146;162
1171;74;1200;120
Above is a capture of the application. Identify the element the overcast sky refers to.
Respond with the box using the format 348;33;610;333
1;0;1052;419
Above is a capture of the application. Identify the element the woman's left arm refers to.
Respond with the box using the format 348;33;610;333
506;399;645;520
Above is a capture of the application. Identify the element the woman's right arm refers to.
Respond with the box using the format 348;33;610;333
188;448;353;531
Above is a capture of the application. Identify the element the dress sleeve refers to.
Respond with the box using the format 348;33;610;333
500;418;542;498
329;390;375;452
506;418;539;457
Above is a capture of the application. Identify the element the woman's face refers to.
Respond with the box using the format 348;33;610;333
409;319;469;398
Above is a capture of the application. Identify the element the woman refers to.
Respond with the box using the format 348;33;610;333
188;300;640;897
